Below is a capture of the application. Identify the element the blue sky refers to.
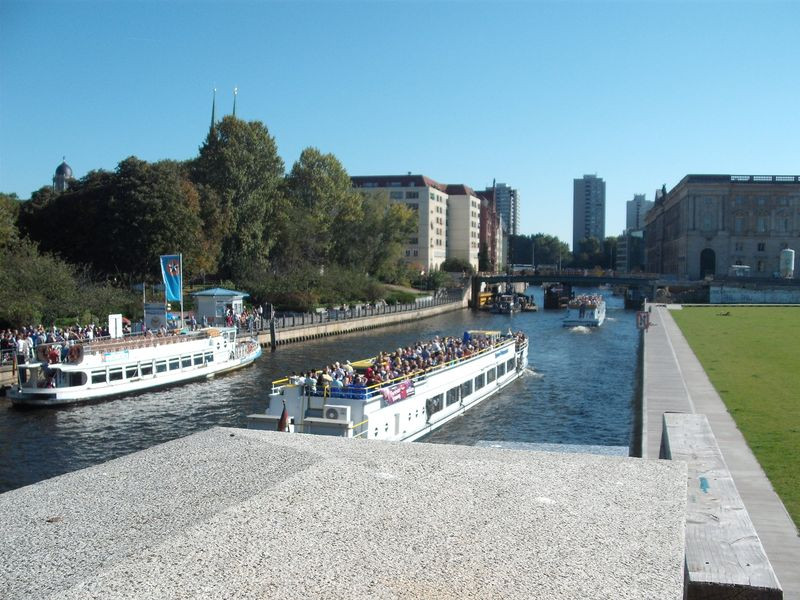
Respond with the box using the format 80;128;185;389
2;0;799;247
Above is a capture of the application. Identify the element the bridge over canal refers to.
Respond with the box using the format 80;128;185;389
471;272;662;309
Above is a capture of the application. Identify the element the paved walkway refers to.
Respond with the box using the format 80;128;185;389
643;304;800;599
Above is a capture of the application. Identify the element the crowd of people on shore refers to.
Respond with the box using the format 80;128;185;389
286;330;526;398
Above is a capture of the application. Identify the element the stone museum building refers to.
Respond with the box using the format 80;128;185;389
644;174;800;279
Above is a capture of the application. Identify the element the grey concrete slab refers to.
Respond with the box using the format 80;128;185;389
0;427;687;600
644;305;800;599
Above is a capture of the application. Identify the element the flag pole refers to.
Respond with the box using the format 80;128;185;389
179;254;185;330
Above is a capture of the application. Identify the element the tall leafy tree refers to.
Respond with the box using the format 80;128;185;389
0;192;20;247
283;147;362;267
192;116;285;279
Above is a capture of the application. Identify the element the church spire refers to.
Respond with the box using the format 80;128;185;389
210;88;216;132
232;86;238;117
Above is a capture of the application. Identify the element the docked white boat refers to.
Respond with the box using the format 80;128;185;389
490;294;521;314
8;327;261;406
562;295;606;327
248;330;528;441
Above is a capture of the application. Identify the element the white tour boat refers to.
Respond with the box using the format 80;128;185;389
562;294;606;327
8;327;261;406
248;330;528;441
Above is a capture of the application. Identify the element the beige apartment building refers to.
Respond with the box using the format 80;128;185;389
351;175;481;272
445;184;481;271
644;174;800;279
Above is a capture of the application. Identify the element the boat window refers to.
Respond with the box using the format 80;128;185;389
460;380;473;398
487;368;496;383
169;358;180;371
125;365;138;379
446;387;460;406
109;368;123;382
91;370;106;384
205;352;214;363
497;363;506;377
156;361;167;374
426;394;444;415
181;356;192;368
69;372;86;387
507;358;515;372
474;373;485;390
193;354;203;366
141;363;154;376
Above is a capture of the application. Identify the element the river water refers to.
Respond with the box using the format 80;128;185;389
0;287;639;493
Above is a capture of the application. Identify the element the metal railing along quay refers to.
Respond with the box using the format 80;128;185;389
253;290;465;333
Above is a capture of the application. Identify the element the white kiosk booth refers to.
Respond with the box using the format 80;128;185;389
192;288;249;327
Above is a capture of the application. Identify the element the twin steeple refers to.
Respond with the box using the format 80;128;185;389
209;87;239;133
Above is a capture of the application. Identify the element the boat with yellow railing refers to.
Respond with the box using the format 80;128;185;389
247;330;528;441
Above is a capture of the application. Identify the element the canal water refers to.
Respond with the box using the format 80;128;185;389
0;288;639;493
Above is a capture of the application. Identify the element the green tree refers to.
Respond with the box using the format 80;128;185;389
283;147;362;267
192;116;285;279
0;192;20;247
350;191;417;281
0;239;80;326
574;236;604;268
441;257;475;274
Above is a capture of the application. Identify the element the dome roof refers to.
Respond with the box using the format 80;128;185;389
55;161;72;178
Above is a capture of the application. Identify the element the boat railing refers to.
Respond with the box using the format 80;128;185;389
348;418;369;439
271;335;523;403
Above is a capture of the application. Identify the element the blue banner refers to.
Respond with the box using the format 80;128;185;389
160;255;182;302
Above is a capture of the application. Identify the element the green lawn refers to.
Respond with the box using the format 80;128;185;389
671;307;800;527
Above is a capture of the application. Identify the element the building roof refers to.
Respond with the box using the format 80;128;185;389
191;287;249;298
55;161;72;177
351;174;448;193
444;184;476;197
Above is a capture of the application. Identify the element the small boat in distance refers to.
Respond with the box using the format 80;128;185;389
8;327;261;406
520;295;538;312
490;294;521;314
563;294;606;327
248;330;529;442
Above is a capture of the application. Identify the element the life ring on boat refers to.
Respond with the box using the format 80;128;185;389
68;345;84;364
36;345;49;363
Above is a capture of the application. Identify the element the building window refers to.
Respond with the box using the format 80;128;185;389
390;191;404;200
757;260;765;272
406;191;419;199
757;216;767;232
757;242;766;252
734;216;744;233
734;242;743;252
407;203;419;211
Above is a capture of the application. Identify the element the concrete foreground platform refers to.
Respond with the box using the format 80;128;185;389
1;427;686;599
643;305;800;599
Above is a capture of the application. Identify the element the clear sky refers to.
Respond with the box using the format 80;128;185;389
1;0;798;247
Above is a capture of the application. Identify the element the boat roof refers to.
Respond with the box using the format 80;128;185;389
191;287;249;298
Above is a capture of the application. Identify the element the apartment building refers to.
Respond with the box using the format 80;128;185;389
351;174;478;271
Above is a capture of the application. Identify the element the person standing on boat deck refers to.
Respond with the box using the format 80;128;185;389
16;333;28;383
